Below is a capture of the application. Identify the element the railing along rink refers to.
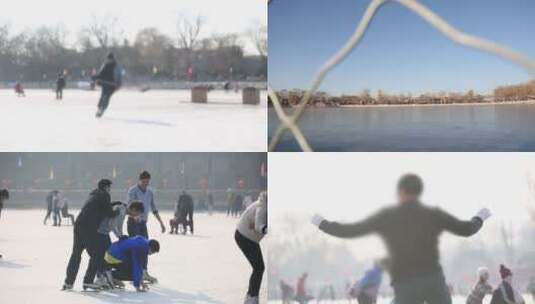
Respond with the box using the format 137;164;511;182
268;0;535;152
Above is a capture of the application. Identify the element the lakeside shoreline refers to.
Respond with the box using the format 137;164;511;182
271;99;535;109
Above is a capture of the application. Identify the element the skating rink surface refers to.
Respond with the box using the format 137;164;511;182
0;209;267;304
0;89;267;151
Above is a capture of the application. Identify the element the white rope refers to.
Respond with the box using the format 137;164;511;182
268;0;535;151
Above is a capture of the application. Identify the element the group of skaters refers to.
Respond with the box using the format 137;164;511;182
62;170;162;292
466;265;535;304
43;190;75;226
11;52;122;119
0;171;269;301
227;189;255;217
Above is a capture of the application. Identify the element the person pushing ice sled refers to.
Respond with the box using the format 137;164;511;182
93;52;122;118
103;236;160;292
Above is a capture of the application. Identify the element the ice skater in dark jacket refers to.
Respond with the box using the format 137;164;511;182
93;52;121;118
176;191;194;234
0;189;9;259
56;73;66;100
311;173;492;304
43;190;58;225
62;179;119;291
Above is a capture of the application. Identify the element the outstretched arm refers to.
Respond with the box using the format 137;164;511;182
436;208;489;237
316;211;384;239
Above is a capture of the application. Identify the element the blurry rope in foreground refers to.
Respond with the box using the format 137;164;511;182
268;0;535;152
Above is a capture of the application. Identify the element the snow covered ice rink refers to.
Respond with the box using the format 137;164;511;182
0;209;267;304
0;89;267;152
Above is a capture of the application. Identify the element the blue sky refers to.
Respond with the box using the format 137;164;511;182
268;0;535;95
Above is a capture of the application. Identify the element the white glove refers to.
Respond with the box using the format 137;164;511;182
311;214;325;227
475;208;491;221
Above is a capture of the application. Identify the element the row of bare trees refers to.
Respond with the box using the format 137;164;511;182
0;15;267;83
269;89;487;107
494;80;535;101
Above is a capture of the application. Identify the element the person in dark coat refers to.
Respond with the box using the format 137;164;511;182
56;73;66;100
62;179;118;291
175;191;194;234
43;190;58;225
312;173;492;304
0;189;9;259
93;52;121;118
490;265;525;304
0;189;9;220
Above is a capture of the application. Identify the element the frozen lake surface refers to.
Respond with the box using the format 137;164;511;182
1;89;267;152
0;209;267;303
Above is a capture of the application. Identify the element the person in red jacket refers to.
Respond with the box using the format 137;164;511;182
14;82;25;97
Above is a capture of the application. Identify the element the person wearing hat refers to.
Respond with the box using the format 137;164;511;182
93;52;121;118
311;173;492;304
466;267;493;304
490;265;525;304
0;189;9;259
62;179;119;291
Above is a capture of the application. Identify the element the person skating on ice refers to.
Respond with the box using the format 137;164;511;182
62;179;119;291
60;197;75;225
490;265;525;304
52;191;62;226
466;267;493;304
350;261;386;304
93;52;122;118
171;191;188;234
311;173;492;304
235;191;267;304
180;190;194;234
14;82;25;97
103;236;160;292
95;201;145;289
56;72;66;100
0;189;9;259
295;272;313;304
43;190;58;225
126;171;165;284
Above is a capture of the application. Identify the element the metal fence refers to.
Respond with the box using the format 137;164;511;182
268;0;535;151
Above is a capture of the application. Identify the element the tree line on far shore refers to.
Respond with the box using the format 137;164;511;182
269;80;535;107
0;15;267;83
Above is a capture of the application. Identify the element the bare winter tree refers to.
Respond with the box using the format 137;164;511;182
176;14;205;50
79;14;124;49
248;23;267;58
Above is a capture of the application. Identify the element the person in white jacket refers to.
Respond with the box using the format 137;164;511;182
235;191;267;304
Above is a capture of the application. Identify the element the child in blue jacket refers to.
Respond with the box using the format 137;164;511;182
104;236;160;292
